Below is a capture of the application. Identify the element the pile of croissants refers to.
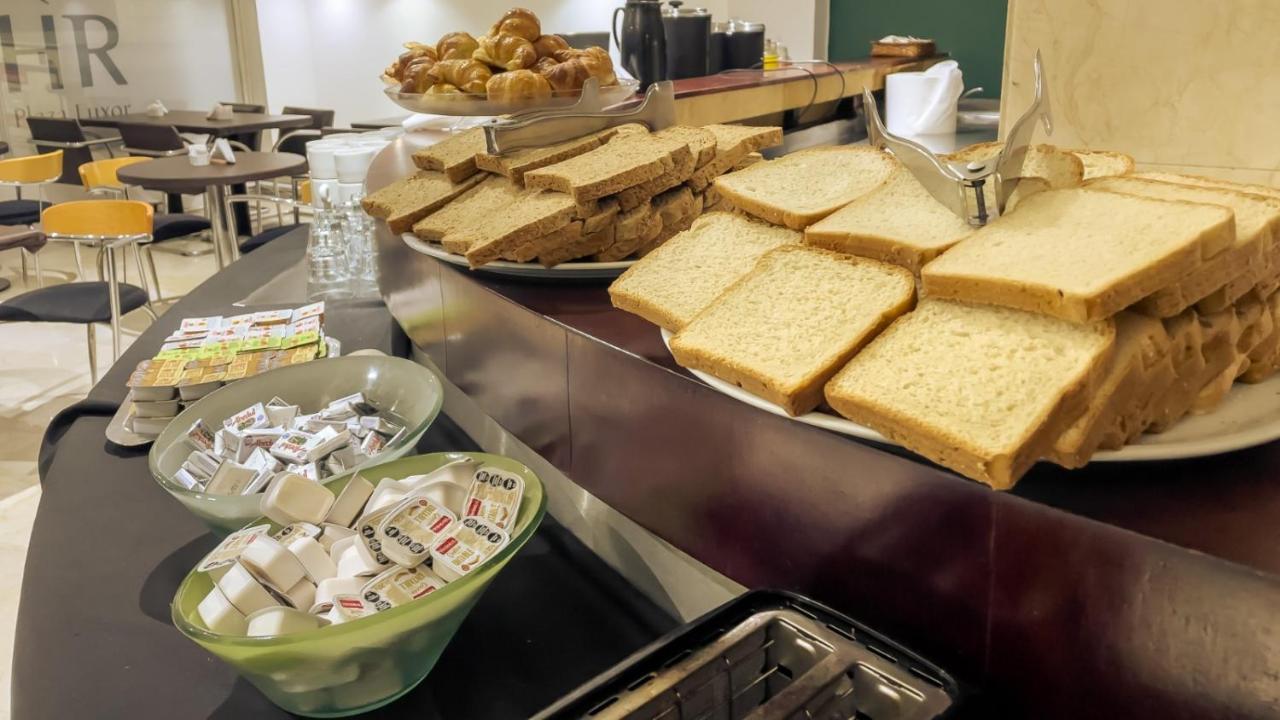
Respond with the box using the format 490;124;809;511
381;7;620;102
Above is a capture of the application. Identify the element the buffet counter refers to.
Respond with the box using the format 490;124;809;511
15;231;677;718
370;130;1280;719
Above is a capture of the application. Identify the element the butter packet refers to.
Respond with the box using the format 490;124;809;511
431;517;509;582
196;524;272;576
360;565;446;612
462;466;523;531
376;496;456;567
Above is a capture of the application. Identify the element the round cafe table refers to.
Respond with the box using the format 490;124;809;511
117;152;306;268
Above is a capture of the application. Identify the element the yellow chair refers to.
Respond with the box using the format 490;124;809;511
77;155;150;196
0;150;62;288
22;200;157;372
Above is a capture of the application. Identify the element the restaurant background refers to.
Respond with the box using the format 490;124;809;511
0;0;241;154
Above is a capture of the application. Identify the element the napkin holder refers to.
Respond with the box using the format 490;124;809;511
209;138;237;165
208;103;235;121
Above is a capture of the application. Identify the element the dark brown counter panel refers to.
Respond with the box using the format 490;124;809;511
376;204;1280;717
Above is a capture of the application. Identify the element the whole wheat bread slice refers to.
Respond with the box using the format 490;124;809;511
413;175;521;245
474;126;628;185
687;125;784;192
362;171;484;234
609;211;802;331
614;126;714;211
457;189;578;267
524;131;691;204
920;188;1237;323
713;146;897;230
538;225;616;267
596;186;697;262
825;299;1115;488
1088;176;1280;317
671;245;915;416
412;127;486;182
507;220;584;263
804;164;973;273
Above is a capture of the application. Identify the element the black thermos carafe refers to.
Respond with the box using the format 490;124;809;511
613;0;667;91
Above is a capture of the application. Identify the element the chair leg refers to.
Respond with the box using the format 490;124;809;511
32;250;43;289
86;324;98;386
132;244;155;311
73;243;85;280
105;247;122;361
96;248;105;281
19;250;28;286
144;245;163;302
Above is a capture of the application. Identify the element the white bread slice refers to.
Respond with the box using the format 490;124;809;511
609;212;802;331
920;188;1237;323
1241;290;1280;382
941;142;1085;189
1072;149;1135;180
361;170;484;234
670;246;915;416
713;146;897;230
1132;172;1280;312
825;298;1115;489
1047;312;1168;468
1088;176;1280;316
1146;309;1241;432
804;164;973;273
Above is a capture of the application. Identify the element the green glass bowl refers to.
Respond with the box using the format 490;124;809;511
171;452;547;717
148;356;443;536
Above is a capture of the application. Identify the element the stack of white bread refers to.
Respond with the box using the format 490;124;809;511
363;123;782;267
610;137;1280;489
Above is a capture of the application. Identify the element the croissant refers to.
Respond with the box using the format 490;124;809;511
399;57;437;93
474;34;537;71
384;42;435;82
427;58;492;94
532;34;570;60
489;7;541;42
533;56;559;75
486;69;552;102
437;31;479;61
542;47;618;93
425;83;462;95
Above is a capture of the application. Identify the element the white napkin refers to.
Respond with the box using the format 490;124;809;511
911;60;964;134
145;100;168;117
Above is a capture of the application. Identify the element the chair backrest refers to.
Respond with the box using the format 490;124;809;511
299;180;312;205
25;117;91;184
42;199;153;238
220;101;266;114
275;129;321;156
281;106;335;129
79;156;151;191
117;122;186;154
0;150;63;185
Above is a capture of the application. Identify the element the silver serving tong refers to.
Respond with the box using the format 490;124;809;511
482;80;676;155
863;51;1054;226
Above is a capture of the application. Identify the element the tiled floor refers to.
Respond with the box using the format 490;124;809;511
0;230;218;719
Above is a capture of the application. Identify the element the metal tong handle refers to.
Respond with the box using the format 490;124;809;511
994;50;1053;211
863;89;969;221
497;77;607;125
483;80;676;155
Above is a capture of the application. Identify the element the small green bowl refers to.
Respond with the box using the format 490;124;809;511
171;452;547;717
148;356;443;536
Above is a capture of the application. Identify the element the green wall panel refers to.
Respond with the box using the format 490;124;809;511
828;0;1008;98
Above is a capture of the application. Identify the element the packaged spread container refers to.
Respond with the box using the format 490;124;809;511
149;356;443;536
171;452;546;717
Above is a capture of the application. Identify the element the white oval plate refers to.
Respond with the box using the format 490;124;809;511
660;328;1280;462
404;234;633;280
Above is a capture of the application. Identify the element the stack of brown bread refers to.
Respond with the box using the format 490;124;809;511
608;138;1280;489
366;121;784;268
